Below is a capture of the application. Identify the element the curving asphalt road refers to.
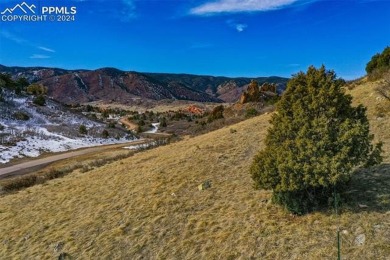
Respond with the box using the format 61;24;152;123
0;140;149;179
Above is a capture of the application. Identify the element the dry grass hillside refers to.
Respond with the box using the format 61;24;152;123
0;80;389;259
347;77;390;161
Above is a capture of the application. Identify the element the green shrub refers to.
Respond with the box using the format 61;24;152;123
265;95;280;105
0;73;15;90
245;108;258;118
102;129;109;138
13;111;30;121
160;117;167;127
27;84;47;95
86;104;94;112
250;66;383;214
366;46;390;80
33;95;46;106
12;77;29;94
79;124;88;135
101;110;109;118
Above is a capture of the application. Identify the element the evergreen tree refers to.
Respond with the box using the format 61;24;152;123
102;129;109;138
79;125;88;135
250;66;382;214
159;117;167;127
366;46;390;79
33;95;46;106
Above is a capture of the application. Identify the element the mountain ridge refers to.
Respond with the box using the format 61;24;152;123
0;65;288;104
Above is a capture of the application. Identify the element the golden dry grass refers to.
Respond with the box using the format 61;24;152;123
347;78;390;161
0;81;389;259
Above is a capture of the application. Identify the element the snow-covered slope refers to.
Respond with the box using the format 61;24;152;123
0;91;135;164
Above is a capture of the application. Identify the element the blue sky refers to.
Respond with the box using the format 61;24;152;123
0;0;389;79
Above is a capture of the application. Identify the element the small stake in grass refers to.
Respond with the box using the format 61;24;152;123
334;189;341;260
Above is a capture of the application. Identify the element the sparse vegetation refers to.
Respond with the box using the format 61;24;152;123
137;119;145;126
32;95;46;106
245;108;258;118
207;105;224;122
79;124;88;135
159;117;167;127
102;129;109;138
0;74;28;94
26;84;48;95
375;71;390;102
0;138;171;194
107;122;116;128
12;111;30;121
366;46;390;81
250;66;383;214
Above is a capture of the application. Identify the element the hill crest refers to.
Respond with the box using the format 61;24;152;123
0;65;288;104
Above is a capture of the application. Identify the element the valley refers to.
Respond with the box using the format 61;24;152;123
0;69;389;258
1;0;389;259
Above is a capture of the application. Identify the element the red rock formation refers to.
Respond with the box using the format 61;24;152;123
185;105;205;115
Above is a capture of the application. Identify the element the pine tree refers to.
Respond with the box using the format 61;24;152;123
79;125;88;135
250;66;382;214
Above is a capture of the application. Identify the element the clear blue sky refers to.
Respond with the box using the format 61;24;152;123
0;0;389;79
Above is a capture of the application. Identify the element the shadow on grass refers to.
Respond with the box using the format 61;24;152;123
342;163;390;213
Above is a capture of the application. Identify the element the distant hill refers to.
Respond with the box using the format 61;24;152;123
144;72;288;102
0;65;288;104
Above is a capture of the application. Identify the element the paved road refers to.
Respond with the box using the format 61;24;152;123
0;140;149;179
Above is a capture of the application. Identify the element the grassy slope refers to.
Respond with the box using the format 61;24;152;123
347;78;390;161
0;81;389;259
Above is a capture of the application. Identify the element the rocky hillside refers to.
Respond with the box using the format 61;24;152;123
145;73;288;103
0;87;134;164
0;65;287;104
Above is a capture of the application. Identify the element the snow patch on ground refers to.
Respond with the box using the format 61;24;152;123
123;141;157;151
0;133;132;164
0;93;136;164
145;123;160;134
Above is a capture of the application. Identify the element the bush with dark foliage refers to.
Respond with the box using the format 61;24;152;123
250;66;383;214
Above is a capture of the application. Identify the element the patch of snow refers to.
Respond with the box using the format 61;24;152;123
0;132;136;164
144;123;160;134
12;97;28;104
123;141;157;150
108;114;120;120
75;73;87;89
0;92;137;164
